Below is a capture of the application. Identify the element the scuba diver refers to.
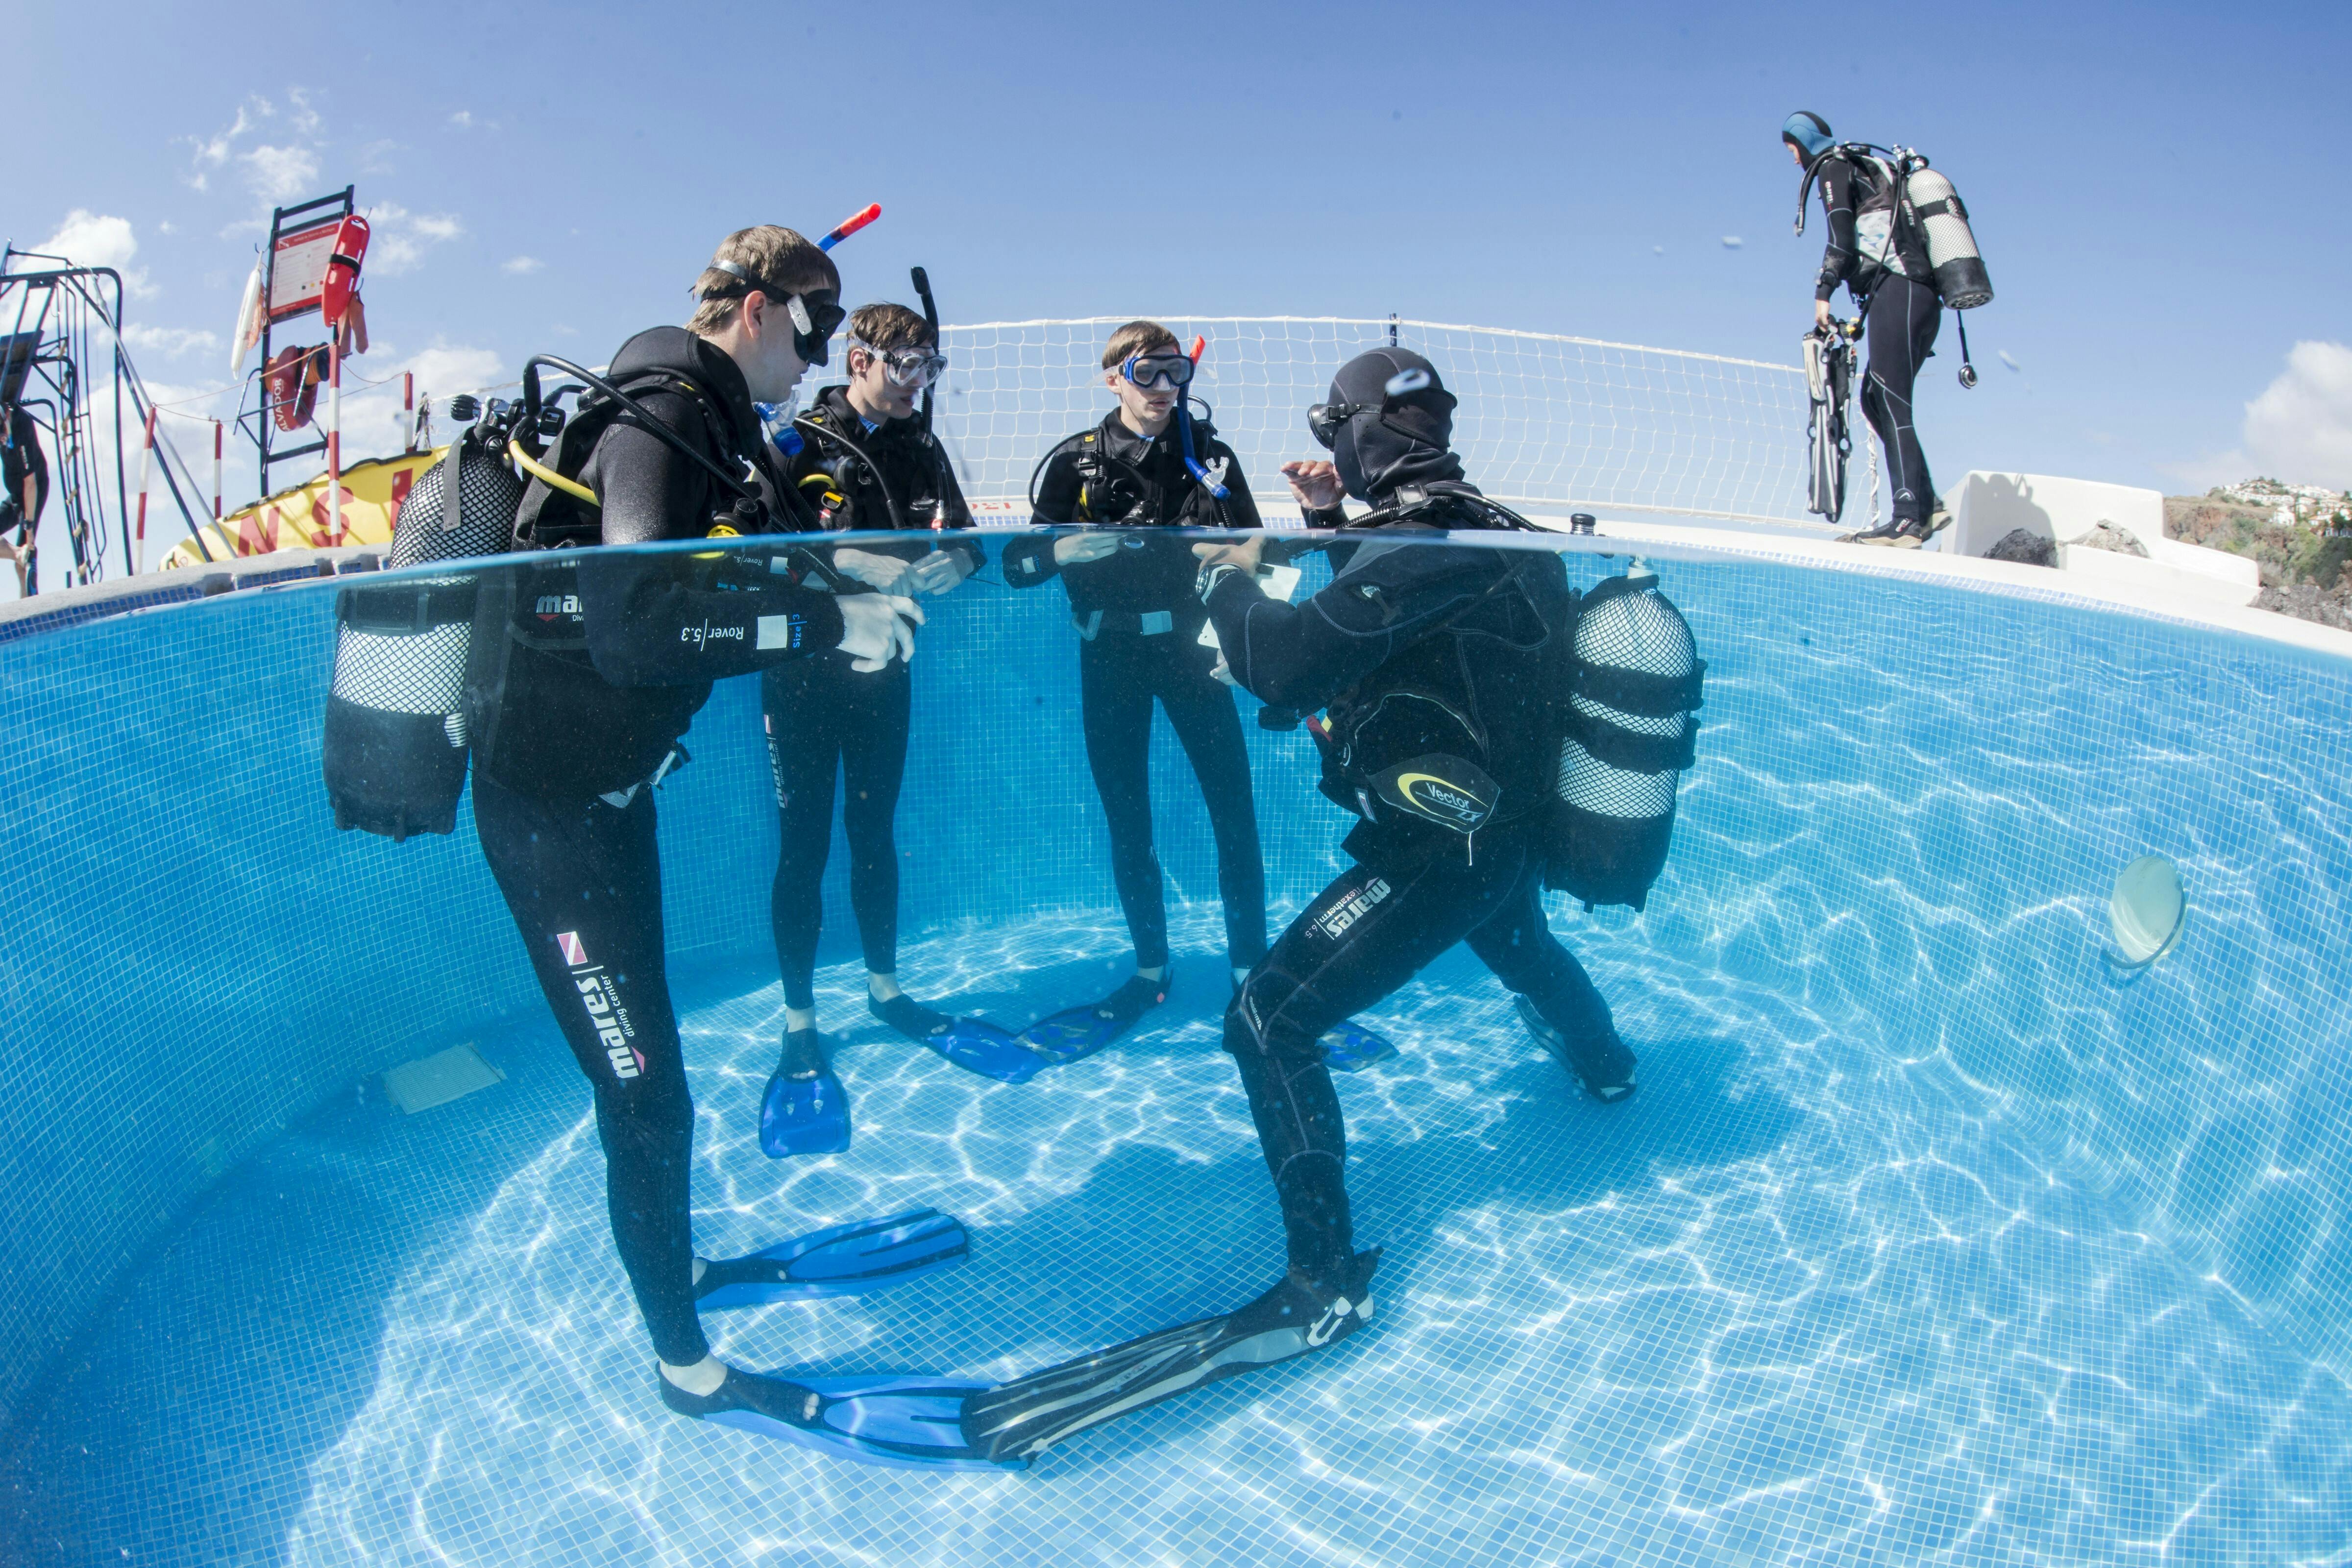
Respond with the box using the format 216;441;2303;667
761;300;1017;1155
1000;320;1269;1061
0;399;46;594
466;224;1014;1468
1784;110;1951;548
958;349;1644;1464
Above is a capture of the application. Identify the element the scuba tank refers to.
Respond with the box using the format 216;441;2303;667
1547;564;1705;912
1796;142;1992;311
320;410;525;841
1901;163;1993;311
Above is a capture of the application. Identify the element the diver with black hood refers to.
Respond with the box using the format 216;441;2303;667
464;225;1013;1469
958;349;1643;1464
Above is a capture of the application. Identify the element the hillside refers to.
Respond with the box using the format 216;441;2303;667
2165;479;2352;630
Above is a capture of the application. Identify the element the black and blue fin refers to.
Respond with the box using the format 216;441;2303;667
695;1208;969;1310
959;1250;1380;1463
665;1365;1021;1472
1020;971;1171;1065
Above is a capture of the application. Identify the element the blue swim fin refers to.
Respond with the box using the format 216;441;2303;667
919;1016;1049;1084
662;1364;1022;1472
760;1029;851;1157
694;1208;969;1310
1021;972;1172;1065
1319;1019;1399;1073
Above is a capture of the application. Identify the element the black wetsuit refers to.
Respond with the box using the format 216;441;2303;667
765;385;984;1007
2;405;47;589
1812;151;1942;524
1003;412;1268;974
1204;491;1625;1285
467;326;844;1368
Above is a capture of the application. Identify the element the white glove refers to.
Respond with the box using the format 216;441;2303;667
831;547;912;594
835;593;925;672
906;548;972;596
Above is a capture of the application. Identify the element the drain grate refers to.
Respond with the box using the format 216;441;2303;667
380;1042;506;1115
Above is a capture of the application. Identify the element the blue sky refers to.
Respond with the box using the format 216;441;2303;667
7;0;2350;532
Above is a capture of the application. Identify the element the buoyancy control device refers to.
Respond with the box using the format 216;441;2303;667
1795;143;1993;312
320;410;527;840
1546;565;1705;912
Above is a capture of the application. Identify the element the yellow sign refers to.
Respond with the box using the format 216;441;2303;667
159;447;448;572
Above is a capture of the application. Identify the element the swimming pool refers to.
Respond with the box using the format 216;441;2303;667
2;531;2349;1567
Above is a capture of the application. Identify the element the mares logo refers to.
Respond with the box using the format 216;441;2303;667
1313;876;1391;941
682;619;746;647
535;593;582;619
558;929;642;1080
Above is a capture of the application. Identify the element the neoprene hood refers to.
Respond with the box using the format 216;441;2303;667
1326;348;1464;503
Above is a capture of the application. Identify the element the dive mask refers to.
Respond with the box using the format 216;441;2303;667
854;339;948;391
1122;352;1195;390
784;292;846;368
1307;367;1449;450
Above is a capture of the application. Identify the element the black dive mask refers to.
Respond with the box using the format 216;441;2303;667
784;291;846;368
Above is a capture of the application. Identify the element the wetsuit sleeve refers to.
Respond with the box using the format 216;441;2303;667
1004;447;1080;588
1815;159;1857;302
573;408;846;686
1204;539;1512;712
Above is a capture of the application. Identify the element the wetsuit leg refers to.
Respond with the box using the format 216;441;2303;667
1078;637;1170;970
1860;275;1943;523
836;658;913;980
1460;859;1619;1047
1146;638;1269;971
1226;833;1538;1280
763;660;849;1011
473;772;707;1367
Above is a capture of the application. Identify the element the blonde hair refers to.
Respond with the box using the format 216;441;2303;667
686;226;839;334
1101;319;1179;369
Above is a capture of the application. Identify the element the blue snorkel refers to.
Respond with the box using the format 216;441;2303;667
1174;335;1227;501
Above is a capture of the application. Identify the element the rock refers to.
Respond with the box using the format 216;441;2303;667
2255;582;2352;632
1983;528;2056;567
2073;520;2149;557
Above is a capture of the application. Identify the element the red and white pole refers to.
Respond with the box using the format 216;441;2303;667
133;407;158;573
327;345;344;546
402;370;416;453
212;420;224;524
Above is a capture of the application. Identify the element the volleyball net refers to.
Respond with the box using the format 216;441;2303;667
902;316;1818;529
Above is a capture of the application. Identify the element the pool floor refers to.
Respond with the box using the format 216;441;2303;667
5;906;2349;1568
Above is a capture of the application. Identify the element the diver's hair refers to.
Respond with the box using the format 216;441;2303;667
686;226;839;335
847;302;936;356
1101;319;1179;370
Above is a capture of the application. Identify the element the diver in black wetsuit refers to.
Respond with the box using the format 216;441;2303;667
464;225;929;1425
767;302;985;1058
1000;320;1269;1045
957;349;1638;1465
1;400;47;595
1784;111;1948;548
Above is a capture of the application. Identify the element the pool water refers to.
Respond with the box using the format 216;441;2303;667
4;538;2351;1567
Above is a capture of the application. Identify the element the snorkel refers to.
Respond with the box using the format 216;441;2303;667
1174;335;1227;501
751;201;881;458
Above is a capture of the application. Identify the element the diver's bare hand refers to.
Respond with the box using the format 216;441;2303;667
1281;460;1344;511
1191;534;1265;571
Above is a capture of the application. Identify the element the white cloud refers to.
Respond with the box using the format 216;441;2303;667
286;86;321;136
449;110;474;128
27;211;156;298
365;203;466;276
184;103;259;191
124;325;222;359
1720;236;1744;249
244;144;322;203
502;256;543;275
2169;341;2352;492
